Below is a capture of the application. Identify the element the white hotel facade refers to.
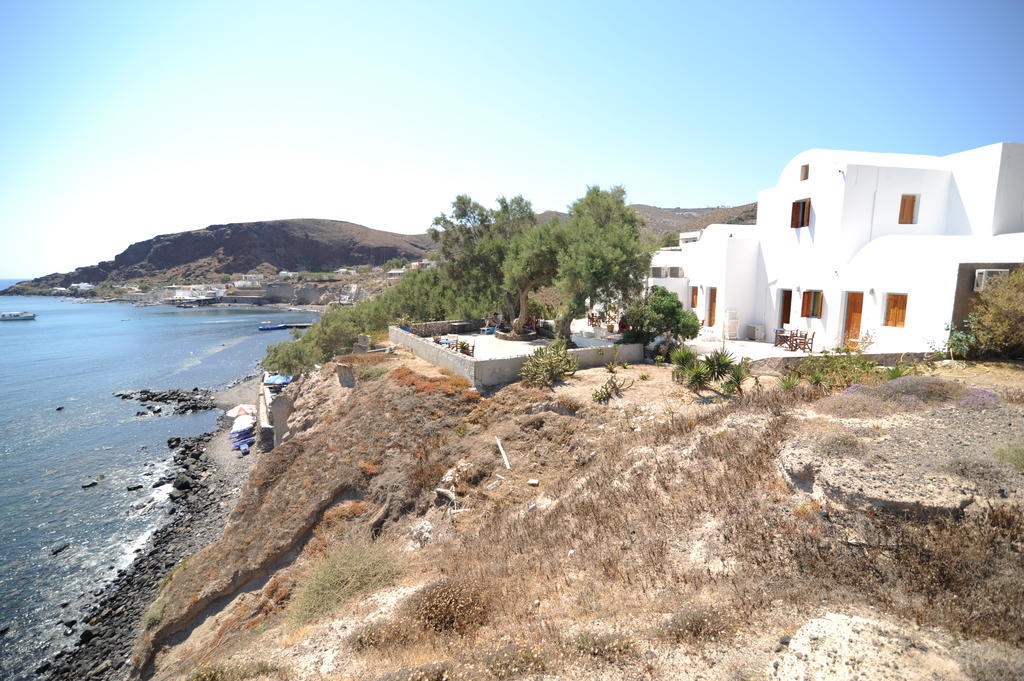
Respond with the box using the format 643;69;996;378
648;143;1024;353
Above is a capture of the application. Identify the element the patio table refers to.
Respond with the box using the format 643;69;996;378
773;328;790;347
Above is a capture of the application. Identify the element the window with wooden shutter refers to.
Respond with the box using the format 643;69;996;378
884;293;908;327
899;195;917;224
690;287;698;309
791;199;811;228
801;290;823;318
800;164;809;181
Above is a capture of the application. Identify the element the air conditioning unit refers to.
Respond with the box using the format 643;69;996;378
974;269;1009;291
747;324;765;342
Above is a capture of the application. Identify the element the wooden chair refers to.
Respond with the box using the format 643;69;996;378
786;330;807;352
797;332;815;352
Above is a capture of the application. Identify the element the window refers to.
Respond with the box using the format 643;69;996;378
650;267;662;278
669;266;681;278
883;293;908;327
790;199;811;228
800;164;809;181
690;286;698;309
800;290;823;318
899;194;918;224
974;269;1009;291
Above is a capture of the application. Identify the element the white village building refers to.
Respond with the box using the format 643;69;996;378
649;142;1024;353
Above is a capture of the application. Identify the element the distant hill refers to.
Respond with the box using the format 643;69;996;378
536;203;757;234
2;219;434;295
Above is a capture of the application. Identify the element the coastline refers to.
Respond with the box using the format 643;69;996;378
43;376;264;681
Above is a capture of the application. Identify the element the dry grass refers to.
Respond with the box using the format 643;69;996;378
573;632;638;662
995;443;1024;471
187;661;287;681
289;542;402;624
658;604;733;645
391;366;473;396
406;579;492;635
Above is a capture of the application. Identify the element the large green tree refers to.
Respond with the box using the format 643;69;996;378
552;186;653;340
503;218;562;333
429;195;535;319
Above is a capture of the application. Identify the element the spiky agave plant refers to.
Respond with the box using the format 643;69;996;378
702;349;735;381
670;347;697;370
685;362;712;394
779;373;800;390
722;362;750;395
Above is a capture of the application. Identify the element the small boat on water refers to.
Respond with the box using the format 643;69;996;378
1;311;36;321
258;324;289;331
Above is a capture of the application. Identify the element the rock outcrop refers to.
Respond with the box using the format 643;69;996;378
2;219;432;295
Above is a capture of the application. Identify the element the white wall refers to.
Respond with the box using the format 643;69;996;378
651;143;1024;354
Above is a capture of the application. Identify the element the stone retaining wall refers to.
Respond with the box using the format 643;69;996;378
389;325;644;389
405;319;487;337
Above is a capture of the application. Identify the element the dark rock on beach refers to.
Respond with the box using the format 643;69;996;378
114;388;215;415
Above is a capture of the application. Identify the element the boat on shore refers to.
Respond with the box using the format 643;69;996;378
1;311;36;321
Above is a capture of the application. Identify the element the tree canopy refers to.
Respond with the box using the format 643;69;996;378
552;186;653;339
622;285;699;345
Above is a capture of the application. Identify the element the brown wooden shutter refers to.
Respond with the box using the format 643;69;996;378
815;292;824;317
899;195;916;224
801;291;811;317
803;199;811;227
791;201;801;228
886;294;908;327
690;287;698;308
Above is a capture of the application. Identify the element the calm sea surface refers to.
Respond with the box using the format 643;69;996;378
0;281;315;677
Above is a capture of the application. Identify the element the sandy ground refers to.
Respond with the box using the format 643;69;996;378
208;376;263;483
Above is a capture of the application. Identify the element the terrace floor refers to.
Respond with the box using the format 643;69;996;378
438;332;618;360
686;337;808;361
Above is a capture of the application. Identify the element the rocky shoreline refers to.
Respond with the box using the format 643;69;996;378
39;378;260;681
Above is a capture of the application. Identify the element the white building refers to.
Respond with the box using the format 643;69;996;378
649;143;1024;353
69;282;95;291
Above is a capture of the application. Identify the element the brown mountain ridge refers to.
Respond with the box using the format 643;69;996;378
2;219;435;295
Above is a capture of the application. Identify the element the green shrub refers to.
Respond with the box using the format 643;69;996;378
290;543;402;624
795;348;877;389
970;268;1024;356
142;598;165;631
621;285;699;345
519;340;579;388
359;366;390;381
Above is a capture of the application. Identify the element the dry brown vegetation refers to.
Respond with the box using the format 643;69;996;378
147;358;1024;680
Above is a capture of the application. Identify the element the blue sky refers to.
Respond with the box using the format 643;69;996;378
1;0;1022;277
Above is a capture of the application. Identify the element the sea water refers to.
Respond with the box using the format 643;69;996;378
0;282;316;678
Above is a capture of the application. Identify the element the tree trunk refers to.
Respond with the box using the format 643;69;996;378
513;287;530;334
555;314;573;343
